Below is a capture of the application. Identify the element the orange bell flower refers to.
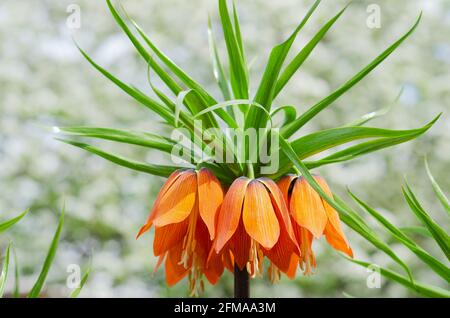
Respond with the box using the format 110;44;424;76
212;177;300;280
137;168;226;295
277;174;353;275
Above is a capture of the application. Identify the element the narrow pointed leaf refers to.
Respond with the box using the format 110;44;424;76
58;139;183;178
208;16;232;101
274;4;346;97
70;266;91;298
350;190;450;283
281;13;422;138
400;226;432;239
425;159;450;217
78;46;174;124
106;0;181;94
273;116;438;178
0;209;29;233
247;0;321;129
0;243;11;298
350;259;450;298
218;0;248;99
403;183;450;261
28;210;64;298
58;127;176;153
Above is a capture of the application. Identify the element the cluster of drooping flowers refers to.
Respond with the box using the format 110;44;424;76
138;168;352;295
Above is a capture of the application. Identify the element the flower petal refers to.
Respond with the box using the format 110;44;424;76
314;176;352;257
324;222;354;257
293;224;316;275
276;175;296;203
290;177;327;238
153;220;188;256
152;171;197;227
165;244;190;286
197;168;224;240
260;178;299;252
230;218;251;270
214;177;250;252
243;180;280;249
137;169;184;238
286;254;300;279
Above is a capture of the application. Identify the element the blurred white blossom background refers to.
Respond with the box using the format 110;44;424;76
0;0;449;297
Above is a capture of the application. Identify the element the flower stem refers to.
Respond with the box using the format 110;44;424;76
234;266;250;298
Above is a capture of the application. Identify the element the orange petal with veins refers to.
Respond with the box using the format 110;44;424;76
276;175;296;203
197;168;224;240
260;178;299;252
242;180;280;249
153;220;188;256
290;177;327;238
230;218;251;270
152;171;197;227
215;177;250;252
165;244;190;286
315;176;352;257
137;169;184;238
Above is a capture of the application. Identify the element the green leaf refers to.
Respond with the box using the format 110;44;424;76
425;158;450;217
281;13;422;138
77;45;175;125
272;116;438;178
274;4;346;98
58;138;183;178
270;105;297;127
12;245;19;298
247;0;321;129
106;0;181;94
350;259;450;298
218;0;249;100
130;17;217;105
333;195;414;282
303;115;439;170
400;226;432;239
28;209;65;298
403;183;450;262
345;87;403;127
0;243;12;298
130;16;236;129
232;1;245;58
208;16;232;101
70;265;91;298
349;190;450;283
0;209;29;233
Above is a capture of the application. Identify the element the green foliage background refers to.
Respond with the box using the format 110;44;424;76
0;0;449;297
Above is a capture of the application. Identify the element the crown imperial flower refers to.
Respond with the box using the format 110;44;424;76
212;177;300;280
137;168;226;294
278;174;353;274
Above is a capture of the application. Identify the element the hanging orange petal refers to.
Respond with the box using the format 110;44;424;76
215;177;251;252
293;224;316;275
286;254;300;279
276;175;296;203
137;169;184;238
324;223;353;257
290;177;327;238
260;178;299;252
242;180;280;249
197;168;224;240
152;171;197;227
165;244;190;286
153;219;189;256
314;176;352;257
229;218;251;271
